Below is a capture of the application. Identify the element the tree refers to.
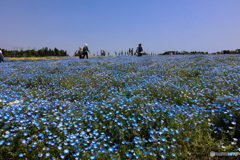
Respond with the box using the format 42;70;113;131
54;48;59;56
59;50;66;56
121;51;123;55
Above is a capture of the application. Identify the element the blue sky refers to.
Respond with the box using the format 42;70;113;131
1;0;240;56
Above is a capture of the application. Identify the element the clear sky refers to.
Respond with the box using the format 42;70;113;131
1;0;240;56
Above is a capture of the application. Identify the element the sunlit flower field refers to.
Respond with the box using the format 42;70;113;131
0;55;240;160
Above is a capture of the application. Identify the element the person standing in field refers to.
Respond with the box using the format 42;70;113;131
131;48;134;55
0;49;4;62
101;49;106;56
136;44;143;57
101;49;104;56
82;44;90;59
74;50;78;56
78;47;83;59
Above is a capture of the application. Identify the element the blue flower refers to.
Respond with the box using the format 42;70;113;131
104;143;108;147
64;149;69;154
161;154;166;159
38;153;43;157
46;153;50;157
0;140;5;145
6;142;11;145
126;153;132;157
87;128;91;132
19;153;24;157
172;152;176;157
108;147;114;152
218;127;222;131
93;144;98;148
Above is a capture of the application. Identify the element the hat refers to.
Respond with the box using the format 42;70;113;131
84;43;88;46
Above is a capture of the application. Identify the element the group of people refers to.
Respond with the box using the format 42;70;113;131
0;43;143;62
129;48;134;55
129;44;143;56
76;43;91;59
0;49;4;62
101;49;106;56
76;43;143;58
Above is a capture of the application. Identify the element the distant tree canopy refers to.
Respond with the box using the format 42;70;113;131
161;49;240;55
162;51;208;55
0;47;68;57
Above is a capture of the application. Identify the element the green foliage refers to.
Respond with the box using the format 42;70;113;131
1;47;68;57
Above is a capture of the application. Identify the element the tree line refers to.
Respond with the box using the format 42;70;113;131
211;49;240;55
111;49;240;56
0;47;68;57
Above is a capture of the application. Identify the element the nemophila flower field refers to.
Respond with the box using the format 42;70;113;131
0;55;240;160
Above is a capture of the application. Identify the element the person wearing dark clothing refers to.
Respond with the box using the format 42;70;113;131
136;44;143;57
82;44;90;59
101;49;106;56
75;50;78;56
131;48;134;55
0;50;4;62
78;47;83;59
